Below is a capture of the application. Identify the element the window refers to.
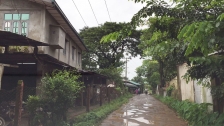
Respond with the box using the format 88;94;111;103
4;22;11;31
72;47;75;60
3;14;29;36
13;22;19;34
21;22;28;36
78;52;81;65
63;40;68;55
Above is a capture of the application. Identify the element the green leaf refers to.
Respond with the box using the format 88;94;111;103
216;22;220;27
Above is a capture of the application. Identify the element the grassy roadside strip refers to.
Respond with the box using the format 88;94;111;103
71;93;133;126
153;95;224;126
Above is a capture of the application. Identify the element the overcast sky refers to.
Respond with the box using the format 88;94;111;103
55;0;145;79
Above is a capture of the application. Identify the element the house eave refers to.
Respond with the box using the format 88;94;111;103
29;0;88;51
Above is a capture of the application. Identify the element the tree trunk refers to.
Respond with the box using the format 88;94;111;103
158;60;165;95
212;77;224;113
63;112;67;121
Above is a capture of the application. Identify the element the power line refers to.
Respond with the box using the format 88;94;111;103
71;0;88;26
103;0;112;22
87;0;99;25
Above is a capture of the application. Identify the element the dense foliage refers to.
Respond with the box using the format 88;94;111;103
26;70;83;126
134;60;160;93
131;0;224;80
80;22;142;70
97;67;124;88
128;0;224;112
155;95;224;126
139;17;188;87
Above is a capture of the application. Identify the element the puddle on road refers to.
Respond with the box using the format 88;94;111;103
123;117;154;125
138;110;147;112
143;104;152;107
123;110;136;116
123;107;149;117
128;122;140;126
121;103;154;125
124;119;140;126
131;117;154;125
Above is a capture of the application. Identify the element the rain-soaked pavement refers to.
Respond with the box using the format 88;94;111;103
100;94;188;126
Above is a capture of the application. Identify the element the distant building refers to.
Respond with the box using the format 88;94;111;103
123;80;142;93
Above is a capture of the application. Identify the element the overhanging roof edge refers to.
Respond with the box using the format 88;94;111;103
51;1;88;51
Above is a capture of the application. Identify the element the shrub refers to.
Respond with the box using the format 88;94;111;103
27;70;83;126
154;95;224;126
166;85;174;96
40;70;83;119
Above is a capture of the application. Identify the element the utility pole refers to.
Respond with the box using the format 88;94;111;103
125;58;127;80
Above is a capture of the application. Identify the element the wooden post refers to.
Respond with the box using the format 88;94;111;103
108;87;111;103
81;89;83;107
86;85;90;112
5;46;9;54
0;65;4;90
34;46;38;54
14;80;24;126
100;86;102;106
81;76;84;107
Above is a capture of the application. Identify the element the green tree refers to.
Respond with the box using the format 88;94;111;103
139;17;188;91
97;67;124;88
134;60;160;93
131;0;224;112
80;22;142;70
131;76;145;85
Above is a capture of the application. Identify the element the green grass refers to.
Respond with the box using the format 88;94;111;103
71;93;133;126
154;95;224;126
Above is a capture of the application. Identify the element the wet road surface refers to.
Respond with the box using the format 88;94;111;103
100;94;188;126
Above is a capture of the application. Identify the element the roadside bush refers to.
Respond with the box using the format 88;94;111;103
154;95;224;126
27;70;83;126
72;93;132;126
166;85;174;96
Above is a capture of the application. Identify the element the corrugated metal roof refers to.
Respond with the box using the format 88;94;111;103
29;0;88;51
124;83;138;88
123;80;141;86
0;53;70;67
0;31;50;46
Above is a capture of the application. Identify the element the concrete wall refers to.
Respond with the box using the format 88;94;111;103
68;38;82;69
43;10;59;57
43;8;82;69
177;63;213;104
178;63;195;102
0;0;45;42
167;77;179;98
194;79;213;104
168;77;178;89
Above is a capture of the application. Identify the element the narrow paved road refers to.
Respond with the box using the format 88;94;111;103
100;94;187;126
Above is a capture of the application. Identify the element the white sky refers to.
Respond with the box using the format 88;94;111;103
56;0;144;79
